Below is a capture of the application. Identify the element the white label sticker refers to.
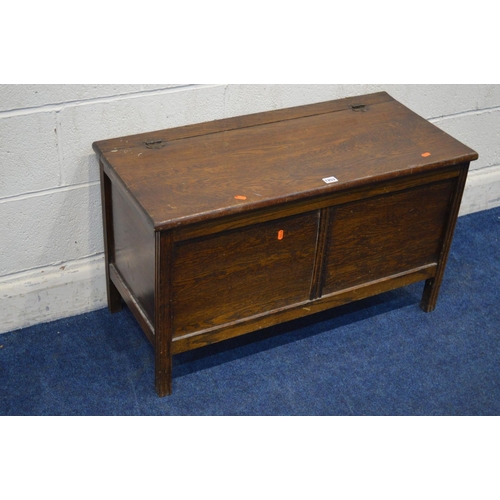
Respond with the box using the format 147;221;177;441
322;176;339;184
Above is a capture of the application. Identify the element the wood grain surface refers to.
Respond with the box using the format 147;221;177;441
93;92;478;230
172;212;319;336
322;179;455;294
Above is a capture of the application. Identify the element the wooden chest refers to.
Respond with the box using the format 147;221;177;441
92;91;478;397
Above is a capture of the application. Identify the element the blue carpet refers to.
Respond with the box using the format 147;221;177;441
1;207;499;415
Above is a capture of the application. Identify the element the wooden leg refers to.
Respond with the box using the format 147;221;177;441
107;279;123;313
420;163;469;313
420;277;439;312
100;161;123;313
155;231;173;397
155;344;172;397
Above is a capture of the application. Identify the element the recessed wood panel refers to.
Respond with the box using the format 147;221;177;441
112;184;155;323
322;180;455;295
172;212;320;336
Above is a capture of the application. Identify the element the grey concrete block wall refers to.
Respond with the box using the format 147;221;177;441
1;84;499;333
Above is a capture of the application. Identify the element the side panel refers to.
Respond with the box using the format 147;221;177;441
111;182;156;323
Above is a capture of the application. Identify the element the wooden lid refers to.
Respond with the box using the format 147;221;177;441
93;92;478;230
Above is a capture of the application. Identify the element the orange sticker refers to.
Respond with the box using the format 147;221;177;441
278;230;284;240
234;195;247;200
421;152;431;157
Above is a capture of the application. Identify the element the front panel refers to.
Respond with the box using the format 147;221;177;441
172;212;320;336
322;179;456;295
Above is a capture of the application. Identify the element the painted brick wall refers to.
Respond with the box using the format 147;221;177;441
1;84;499;333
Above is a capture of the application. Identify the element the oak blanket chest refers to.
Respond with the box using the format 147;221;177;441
92;92;478;396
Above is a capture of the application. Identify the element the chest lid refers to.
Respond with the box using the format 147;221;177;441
93;91;478;230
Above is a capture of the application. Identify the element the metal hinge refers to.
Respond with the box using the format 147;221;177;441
144;139;166;149
351;104;367;112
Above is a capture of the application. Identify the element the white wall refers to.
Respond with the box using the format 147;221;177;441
1;84;499;334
